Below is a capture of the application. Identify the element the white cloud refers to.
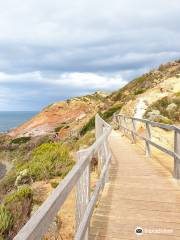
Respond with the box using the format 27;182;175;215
0;71;127;90
0;0;179;110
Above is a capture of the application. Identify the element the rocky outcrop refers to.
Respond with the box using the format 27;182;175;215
9;92;109;139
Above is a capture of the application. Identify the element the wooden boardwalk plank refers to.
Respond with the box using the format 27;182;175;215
90;130;180;239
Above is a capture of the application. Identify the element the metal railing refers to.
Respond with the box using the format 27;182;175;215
14;114;112;240
114;114;180;179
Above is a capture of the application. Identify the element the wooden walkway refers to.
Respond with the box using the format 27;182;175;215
90;130;180;240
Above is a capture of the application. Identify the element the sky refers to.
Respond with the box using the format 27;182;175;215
0;0;180;111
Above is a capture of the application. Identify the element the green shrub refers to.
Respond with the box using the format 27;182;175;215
134;88;145;95
175;92;180;97
4;186;32;206
55;124;69;133
3;186;33;238
0;169;17;195
54;125;65;133
74;132;95;151
144;95;180;123
102;104;122;120
80;116;96;136
17;143;74;181
11;137;31;145
50;181;59;188
157;117;173;125
0;205;13;237
80;104;122;136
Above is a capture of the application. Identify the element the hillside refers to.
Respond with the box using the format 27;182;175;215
9;60;180;140
9;91;111;139
0;60;180;239
111;60;180;124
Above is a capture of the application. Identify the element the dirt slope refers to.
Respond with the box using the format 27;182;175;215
9;92;109;138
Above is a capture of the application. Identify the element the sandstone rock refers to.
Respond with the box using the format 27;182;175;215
166;103;177;111
147;110;160;118
15;169;30;186
76;113;86;121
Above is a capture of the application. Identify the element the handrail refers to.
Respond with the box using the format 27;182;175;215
14;114;112;240
114;114;180;179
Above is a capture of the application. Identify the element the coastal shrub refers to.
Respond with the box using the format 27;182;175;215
174;91;180;100
50;180;59;188
80;116;96;136
144;95;180;123
55;124;69;133
0;205;13;238
0;169;17;195
80;104;123;136
11;137;31;145
74;132;95;151
156;117;173;125
134;88;145;95
17;143;74;181
4;186;32;206
102;104;123;120
54;124;65;133
3;186;33;238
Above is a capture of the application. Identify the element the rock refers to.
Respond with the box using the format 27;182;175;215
166;103;177;111
147;110;160;117
15;169;30;186
76;113;86;121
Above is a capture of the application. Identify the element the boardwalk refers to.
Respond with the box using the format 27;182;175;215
14;115;180;240
90;130;180;240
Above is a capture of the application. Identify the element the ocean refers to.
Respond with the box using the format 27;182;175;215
0;111;37;132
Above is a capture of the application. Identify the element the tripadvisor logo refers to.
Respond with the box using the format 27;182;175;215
135;226;143;236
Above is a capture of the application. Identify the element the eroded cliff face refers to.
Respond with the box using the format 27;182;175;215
9;92;109;138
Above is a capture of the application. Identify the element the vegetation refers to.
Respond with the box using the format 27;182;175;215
4;186;32;206
0;186;33;239
111;75;149;101
17;143;74;181
50;180;59;188
74;132;95;151
80;104;122;136
144;94;180;123
0;205;13;238
102;104;122;120
0;169;17;195
134;88;146;95
80;115;96;136
55;124;69;133
11;137;31;145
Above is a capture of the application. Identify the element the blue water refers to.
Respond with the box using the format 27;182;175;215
0;111;38;132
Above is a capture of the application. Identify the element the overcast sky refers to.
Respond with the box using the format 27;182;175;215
0;0;180;110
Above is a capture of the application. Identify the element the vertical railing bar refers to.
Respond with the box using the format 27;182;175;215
174;129;180;179
131;118;136;143
76;151;90;240
145;122;151;157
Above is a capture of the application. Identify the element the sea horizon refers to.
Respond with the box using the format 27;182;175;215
0;111;38;133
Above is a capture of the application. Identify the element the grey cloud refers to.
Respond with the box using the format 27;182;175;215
0;0;180;110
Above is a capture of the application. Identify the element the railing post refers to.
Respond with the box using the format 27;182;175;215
131;119;136;143
95;114;103;140
123;116;127;136
145;122;151;157
103;135;110;184
174;129;180;179
76;150;90;240
117;115;121;129
95;114;104;176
